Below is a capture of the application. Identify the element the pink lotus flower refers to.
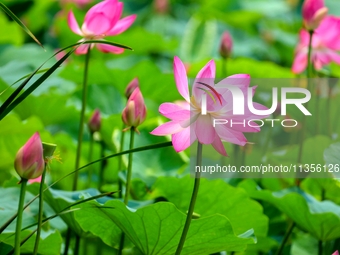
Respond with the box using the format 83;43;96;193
122;87;147;129
333;251;339;255
219;31;233;58
88;109;101;133
302;0;328;30
67;0;137;54
125;77;140;99
292;16;340;74
150;56;268;156
14;133;45;180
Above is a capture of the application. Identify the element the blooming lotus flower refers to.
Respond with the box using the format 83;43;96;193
302;0;328;30
67;0;137;54
125;77;139;99
219;31;233;59
292;16;340;74
14;133;45;180
88;109;101;133
122;87;147;129
150;56;268;156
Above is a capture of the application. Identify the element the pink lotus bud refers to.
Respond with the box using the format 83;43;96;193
122;87;147;128
302;0;328;30
153;0;169;14
219;32;233;59
14;133;44;180
88;109;101;133
332;251;339;255
125;78;140;99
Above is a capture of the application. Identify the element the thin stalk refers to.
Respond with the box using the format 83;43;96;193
67;46;91;255
118;128;136;255
74;235;80;255
262;126;273;157
118;123;126;199
32;164;47;255
175;143;203;255
87;134;94;188
73;47;91;191
63;229;72;255
315;91;320;135
123;128;135;204
222;58;227;77
118;234;125;255
326;85;332;137
297;30;313;164
98;141;106;191
319;188;325;255
318;241;323;255
275;222;295;255
14;179;28;255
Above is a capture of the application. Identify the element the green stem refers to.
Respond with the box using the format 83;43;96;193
118;123;126;199
123;128;135;205
118;234;125;255
307;30;314;78
87;134;94;188
222;58;227;77
175;142;202;255
318;240;323;255
73;47;91;191
262;126;273;157
118;128;135;255
297;30;313;164
233;144;239;167
63;229;72;255
74;235;80;255
319;188;325;255
315;93;320;135
275;222;295;255
98;141;106;191
14;179;28;255
32;164;47;255
326;85;332;137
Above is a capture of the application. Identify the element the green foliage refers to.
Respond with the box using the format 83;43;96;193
74;200;255;254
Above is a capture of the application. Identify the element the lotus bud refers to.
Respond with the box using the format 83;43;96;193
219;31;233;59
125;78;140;99
154;0;169;14
302;0;328;30
88;109;101;133
122;87;147;128
14;132;44;180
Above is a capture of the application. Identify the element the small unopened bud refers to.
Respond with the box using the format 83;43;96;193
122;87;147;128
302;0;328;30
219;32;233;59
153;0;169;14
125;78;140;99
88;109;101;133
14;132;44;180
